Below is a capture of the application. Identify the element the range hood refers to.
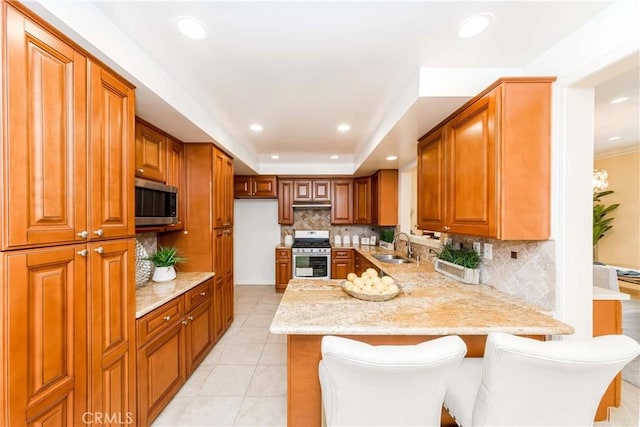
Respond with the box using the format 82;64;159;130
292;202;332;209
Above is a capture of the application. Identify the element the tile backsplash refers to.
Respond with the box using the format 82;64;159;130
280;209;379;242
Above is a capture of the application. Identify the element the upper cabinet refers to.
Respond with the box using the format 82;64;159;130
278;179;294;225
331;179;353;224
417;77;554;240
353;177;371;224
213;148;234;229
234;176;277;198
166;138;185;231
293;179;331;202
2;5;135;249
370;170;398;226
135;120;167;182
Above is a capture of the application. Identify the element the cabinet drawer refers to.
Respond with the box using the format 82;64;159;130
185;280;212;312
137;298;184;347
332;249;353;260
276;249;291;260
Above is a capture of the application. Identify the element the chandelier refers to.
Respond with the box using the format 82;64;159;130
592;169;609;192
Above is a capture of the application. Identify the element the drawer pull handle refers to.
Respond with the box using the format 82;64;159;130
137;168;144;174
94;247;104;254
200;291;206;296
77;230;88;239
77;249;88;257
182;320;189;325
164;316;171;321
188;316;194;321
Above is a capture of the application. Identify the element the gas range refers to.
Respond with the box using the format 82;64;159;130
291;230;331;255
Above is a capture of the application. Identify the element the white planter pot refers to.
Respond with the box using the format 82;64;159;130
152;266;177;283
434;259;480;285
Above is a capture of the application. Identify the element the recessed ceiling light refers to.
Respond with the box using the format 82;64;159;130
608;136;621;141
271;155;280;160
337;124;351;132
386;155;398;161
249;123;263;132
176;16;208;40
610;96;629;104
330;155;339;159
458;13;493;39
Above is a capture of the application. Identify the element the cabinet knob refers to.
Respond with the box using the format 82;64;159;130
94;247;104;254
188;316;194;321
182;320;189;325
164;316;171;321
443;226;450;231
200;291;206;296
93;229;104;237
137;169;144;174
77;230;88;239
77;249;88;257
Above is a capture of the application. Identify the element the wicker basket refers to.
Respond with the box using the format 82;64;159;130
341;281;402;302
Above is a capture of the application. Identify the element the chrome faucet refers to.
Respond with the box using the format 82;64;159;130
392;232;413;259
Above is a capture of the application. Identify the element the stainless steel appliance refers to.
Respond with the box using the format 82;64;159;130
135;178;178;226
292;230;331;279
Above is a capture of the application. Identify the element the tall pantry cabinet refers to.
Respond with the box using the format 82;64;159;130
160;144;235;339
1;2;137;425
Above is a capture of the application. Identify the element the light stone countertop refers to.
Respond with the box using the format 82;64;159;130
135;272;215;318
270;245;574;336
593;286;631;301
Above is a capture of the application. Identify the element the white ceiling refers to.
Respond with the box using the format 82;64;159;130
70;1;624;174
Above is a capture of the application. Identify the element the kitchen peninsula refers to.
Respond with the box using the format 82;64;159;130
270;248;574;426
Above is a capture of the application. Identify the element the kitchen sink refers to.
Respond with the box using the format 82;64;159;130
373;254;413;264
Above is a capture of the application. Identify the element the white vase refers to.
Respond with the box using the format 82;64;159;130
152;266;177;282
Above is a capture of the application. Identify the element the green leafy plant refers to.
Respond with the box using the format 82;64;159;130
593;190;619;246
380;229;395;243
438;242;481;269
146;246;186;267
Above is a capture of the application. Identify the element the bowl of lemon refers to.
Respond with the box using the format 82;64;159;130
341;268;401;302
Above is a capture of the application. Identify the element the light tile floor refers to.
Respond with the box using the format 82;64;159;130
153;285;640;427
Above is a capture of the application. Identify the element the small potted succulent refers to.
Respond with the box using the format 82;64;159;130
147;246;186;282
434;242;481;284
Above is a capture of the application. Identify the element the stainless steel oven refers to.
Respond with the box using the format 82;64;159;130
292;230;331;280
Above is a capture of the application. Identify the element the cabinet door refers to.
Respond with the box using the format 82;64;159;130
447;92;497;237
278;180;294;225
213;149;233;229
253;176;277;198
166;139;185;231
89;62;135;239
374;170;398;226
224;229;234;326
312;180;331;201
3;6;87;249
417;127;447;232
275;248;292;292
331;260;353;279
135;121;166;182
186;298;215;375
234;176;252;198
137;322;186;426
331;180;353;224
88;239;136;424
353;177;371;224
4;245;87;425
293;180;312;201
224;156;235;227
214;276;225;339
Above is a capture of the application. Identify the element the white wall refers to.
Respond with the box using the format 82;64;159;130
233;199;281;285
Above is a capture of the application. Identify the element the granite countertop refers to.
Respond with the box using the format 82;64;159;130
135;272;215;318
270;245;574;336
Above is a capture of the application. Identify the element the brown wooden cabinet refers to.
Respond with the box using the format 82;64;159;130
234;175;277;198
214;228;234;330
275;247;292;292
370;170;398;226
417;78;554;240
136;279;214;426
331;248;354;279
214;149;234;228
331;179;353;224
293;179;331;202
353;251;378;276
353;177;372;224
135;120;167;182
278;179;295;225
166;138;185;231
88;239;136;423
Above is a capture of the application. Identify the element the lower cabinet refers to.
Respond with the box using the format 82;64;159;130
136;279;214;426
275;247;292;292
354;252;378;276
331;248;354;279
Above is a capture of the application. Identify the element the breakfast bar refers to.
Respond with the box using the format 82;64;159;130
270;256;574;427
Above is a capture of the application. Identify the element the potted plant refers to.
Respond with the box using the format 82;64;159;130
379;229;395;250
147;246;186;282
434;242;481;284
593;190;619;261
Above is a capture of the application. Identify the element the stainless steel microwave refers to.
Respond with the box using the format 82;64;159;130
135;178;178;226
